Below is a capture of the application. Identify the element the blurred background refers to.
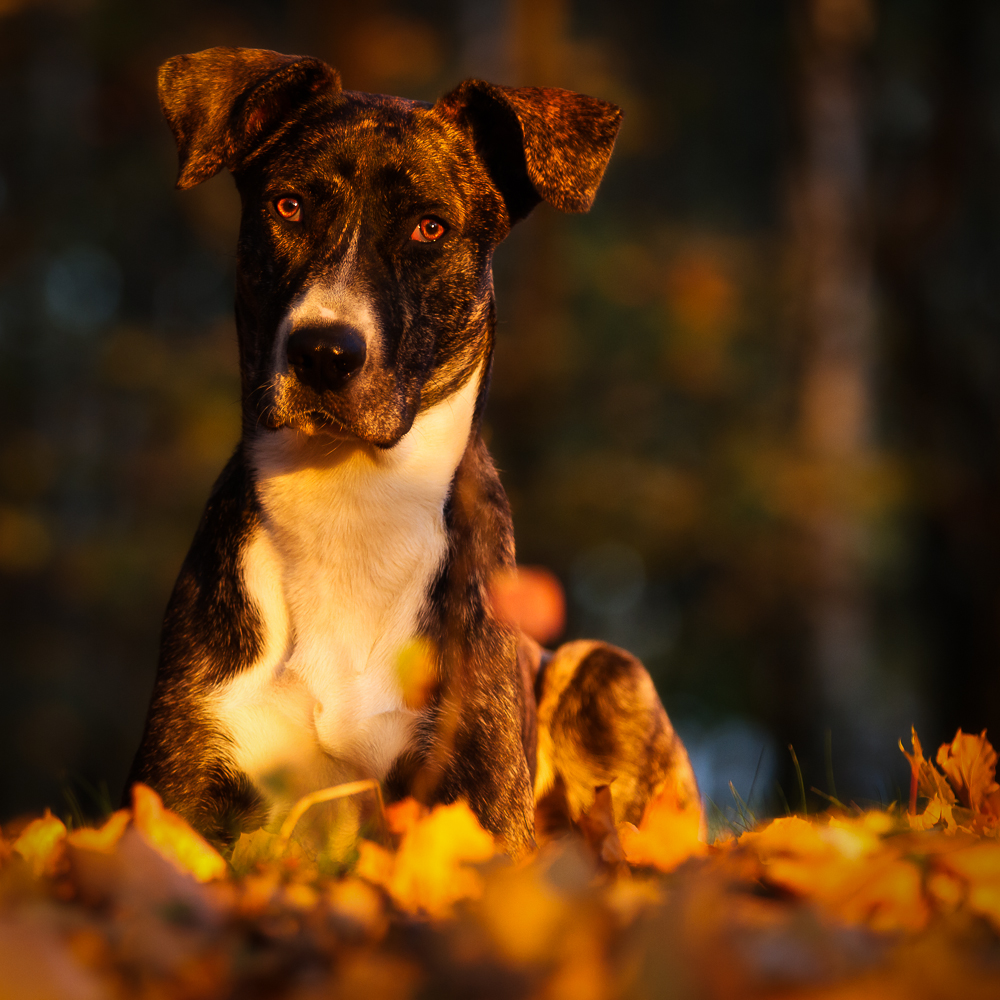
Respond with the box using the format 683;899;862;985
1;0;998;827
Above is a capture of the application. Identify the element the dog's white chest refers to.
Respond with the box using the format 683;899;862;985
208;373;479;795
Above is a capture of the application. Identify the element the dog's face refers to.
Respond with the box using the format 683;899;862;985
234;94;504;445
158;48;622;447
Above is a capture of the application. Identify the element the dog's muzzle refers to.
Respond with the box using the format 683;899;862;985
286;322;367;394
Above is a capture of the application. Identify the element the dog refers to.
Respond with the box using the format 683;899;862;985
126;46;699;858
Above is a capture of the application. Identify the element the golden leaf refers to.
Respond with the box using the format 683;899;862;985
938;841;1000;931
384;797;426;836
926;870;965;912
477;864;568;964
619;784;706;872
395;637;438;710
356;840;396;888
936;840;1000;881
283;882;320;910
936;729;1000;812
237;871;282;917
739;814;827;857
357;799;494;918
900;726;956;811
750;813;929;932
12;809;66;877
130;783;228;882
326;877;388;938
907;796;960;833
66;810;130;854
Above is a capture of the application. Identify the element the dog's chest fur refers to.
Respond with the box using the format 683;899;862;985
207;371;481;796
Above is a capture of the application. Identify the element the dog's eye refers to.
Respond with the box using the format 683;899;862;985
410;217;447;243
274;196;302;222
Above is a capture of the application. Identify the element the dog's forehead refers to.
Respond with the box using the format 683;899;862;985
265;92;469;191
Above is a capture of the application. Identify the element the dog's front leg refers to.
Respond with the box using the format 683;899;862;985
421;627;536;857
410;437;536;857
125;449;268;844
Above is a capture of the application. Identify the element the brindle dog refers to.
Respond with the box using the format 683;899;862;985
126;47;699;857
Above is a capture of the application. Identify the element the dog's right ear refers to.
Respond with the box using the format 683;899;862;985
158;47;340;189
436;80;622;225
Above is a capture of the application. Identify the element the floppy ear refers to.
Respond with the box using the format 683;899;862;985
436;80;622;224
158;46;341;189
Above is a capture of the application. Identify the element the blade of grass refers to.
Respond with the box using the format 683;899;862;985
60;774;114;828
746;745;766;813
704;797;741;840
810;786;848;810
728;781;751;832
824;728;838;803
276;779;384;855
789;744;807;815
775;780;792;817
61;784;85;831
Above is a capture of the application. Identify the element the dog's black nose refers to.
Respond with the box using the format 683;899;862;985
286;323;367;393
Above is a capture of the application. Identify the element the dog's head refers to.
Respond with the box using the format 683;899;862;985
159;47;621;447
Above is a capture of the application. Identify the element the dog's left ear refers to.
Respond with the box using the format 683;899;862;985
158;46;341;189
436;80;622;224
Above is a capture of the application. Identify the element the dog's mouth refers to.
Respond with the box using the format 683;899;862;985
267;405;414;450
270;407;358;440
260;370;420;449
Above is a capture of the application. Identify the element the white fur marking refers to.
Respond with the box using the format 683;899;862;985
207;366;482;805
272;228;375;375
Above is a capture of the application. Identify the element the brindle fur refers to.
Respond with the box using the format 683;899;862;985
126;47;698;855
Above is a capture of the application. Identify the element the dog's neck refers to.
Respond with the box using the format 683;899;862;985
247;363;483;543
218;366;483;786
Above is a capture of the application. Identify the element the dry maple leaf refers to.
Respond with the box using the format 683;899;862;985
577;786;628;873
12;809;67;877
935;729;1000;813
907;796;961;833
66;810;131;854
384;797;427;836
476;863;569;965
935;840;1000;932
130;783;228;882
747;813;929;933
619;783;706;872
900;726;956;814
356;799;494;918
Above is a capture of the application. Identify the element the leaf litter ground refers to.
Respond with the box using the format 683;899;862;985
5;729;1000;999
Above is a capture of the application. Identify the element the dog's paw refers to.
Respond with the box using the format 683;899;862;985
534;639;700;828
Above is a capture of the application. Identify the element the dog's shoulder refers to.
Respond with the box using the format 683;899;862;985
160;445;264;686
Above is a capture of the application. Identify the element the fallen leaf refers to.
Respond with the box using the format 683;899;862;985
577;786;628;873
357;800;494;917
66;810;131;854
936;729;1000;813
395;637;438;710
12;809;67;877
900;726;956;811
326;877;388;938
130;783;228;882
747;813;930;932
740;814;827;857
384;797;426;837
619;784;706;872
477;863;568;964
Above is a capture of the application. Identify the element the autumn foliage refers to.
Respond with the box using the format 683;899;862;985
4;730;1000;998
